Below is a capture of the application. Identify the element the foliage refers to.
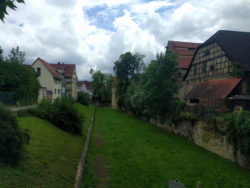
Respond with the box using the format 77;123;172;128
52;98;84;135
229;61;245;78
7;46;25;64
77;91;90;105
83;107;250;188
113;52;145;108
0;104;94;187
0;46;40;105
91;69;113;104
169;100;187;124
139;51;181;119
0;102;29;165
124;80;144;116
224;111;250;155
0;0;24;22
33;98;84;135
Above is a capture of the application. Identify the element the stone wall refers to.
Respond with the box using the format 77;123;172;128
150;118;250;170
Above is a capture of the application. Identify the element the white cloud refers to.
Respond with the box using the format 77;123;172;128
0;0;250;80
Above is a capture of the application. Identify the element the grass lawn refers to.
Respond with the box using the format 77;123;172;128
83;107;250;188
0;103;94;188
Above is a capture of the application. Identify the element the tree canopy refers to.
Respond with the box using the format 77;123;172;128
113;52;145;108
91;69;114;104
0;0;25;21
0;46;40;105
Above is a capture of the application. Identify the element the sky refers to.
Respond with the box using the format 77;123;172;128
1;0;250;80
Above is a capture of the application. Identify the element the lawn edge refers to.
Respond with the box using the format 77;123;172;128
75;105;96;188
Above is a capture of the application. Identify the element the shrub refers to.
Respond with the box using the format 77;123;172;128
52;98;84;135
77;92;90;106
33;98;84;135
32;100;54;121
225;111;250;155
0;103;29;165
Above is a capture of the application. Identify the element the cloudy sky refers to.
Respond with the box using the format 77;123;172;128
1;0;250;80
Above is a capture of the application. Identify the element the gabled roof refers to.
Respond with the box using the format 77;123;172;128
184;30;250;80
50;63;76;78
185;78;242;99
34;58;61;80
77;81;92;90
84;81;92;90
167;41;201;69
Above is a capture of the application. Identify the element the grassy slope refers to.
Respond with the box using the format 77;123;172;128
83;107;250;188
0;104;94;188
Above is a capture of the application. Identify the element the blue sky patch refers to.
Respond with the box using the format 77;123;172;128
84;5;126;31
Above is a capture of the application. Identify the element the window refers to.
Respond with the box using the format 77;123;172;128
54;89;56;94
210;65;214;71
193;64;197;75
37;67;41;76
203;49;210;56
58;89;60;94
202;61;207;73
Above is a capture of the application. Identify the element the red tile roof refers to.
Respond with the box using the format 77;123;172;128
50;63;76;78
178;57;193;69
35;58;61;80
84;81;92;90
167;41;201;69
77;81;92;90
185;78;242;99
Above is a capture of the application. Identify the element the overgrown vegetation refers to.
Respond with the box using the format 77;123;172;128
83;108;250;188
77;91;90;105
32;98;84;135
0;103;29;165
91;69;113;104
0;104;94;187
0;46;40;105
225;111;250;155
211;111;250;155
113;52;144;109
113;50;183;122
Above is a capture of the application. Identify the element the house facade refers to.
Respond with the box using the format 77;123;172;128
77;81;93;99
183;30;250;108
50;63;78;100
32;58;62;102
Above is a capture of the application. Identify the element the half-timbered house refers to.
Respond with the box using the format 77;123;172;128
183;30;250;108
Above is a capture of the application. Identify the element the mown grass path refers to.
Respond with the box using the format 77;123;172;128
83;107;250;188
0;104;94;188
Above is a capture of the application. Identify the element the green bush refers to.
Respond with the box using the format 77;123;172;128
33;98;84;135
77;92;90;106
225;111;250;155
0;103;29;165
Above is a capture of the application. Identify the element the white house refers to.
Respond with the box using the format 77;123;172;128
32;57;62;102
77;81;93;99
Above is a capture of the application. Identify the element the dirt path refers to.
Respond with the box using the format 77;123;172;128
93;131;109;188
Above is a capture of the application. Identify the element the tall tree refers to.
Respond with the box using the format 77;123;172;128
7;46;25;64
0;0;25;21
140;50;181;118
0;46;3;62
113;52;145;108
91;69;114;104
0;47;40;105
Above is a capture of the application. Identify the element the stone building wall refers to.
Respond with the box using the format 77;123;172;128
149;118;250;170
